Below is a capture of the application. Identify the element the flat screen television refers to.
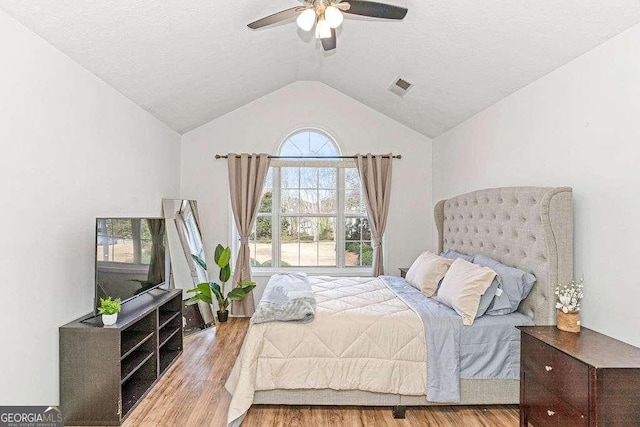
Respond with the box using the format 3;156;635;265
95;218;171;312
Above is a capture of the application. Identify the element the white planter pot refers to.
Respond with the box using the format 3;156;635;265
102;313;118;326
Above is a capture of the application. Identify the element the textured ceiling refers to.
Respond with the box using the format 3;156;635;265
1;1;640;137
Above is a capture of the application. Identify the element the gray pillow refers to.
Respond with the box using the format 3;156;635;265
475;276;502;318
440;250;474;263
473;254;536;315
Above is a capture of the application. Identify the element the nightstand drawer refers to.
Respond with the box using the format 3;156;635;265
524;377;587;426
521;334;589;414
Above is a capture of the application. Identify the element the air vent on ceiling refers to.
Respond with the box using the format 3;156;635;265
389;77;413;97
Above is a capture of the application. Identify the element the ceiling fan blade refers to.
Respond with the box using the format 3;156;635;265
247;6;306;29
321;28;337;51
342;1;408;20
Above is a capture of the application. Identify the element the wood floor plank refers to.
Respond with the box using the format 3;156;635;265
119;318;519;426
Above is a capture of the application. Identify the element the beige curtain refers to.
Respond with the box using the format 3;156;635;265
355;154;393;276
228;153;271;316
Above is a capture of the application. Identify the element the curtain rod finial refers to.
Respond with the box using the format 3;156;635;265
396;154;402;159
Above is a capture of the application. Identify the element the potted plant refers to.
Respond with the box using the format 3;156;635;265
98;297;121;326
186;244;256;322
555;277;584;333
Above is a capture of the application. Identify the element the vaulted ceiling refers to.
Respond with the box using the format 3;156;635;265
2;1;639;137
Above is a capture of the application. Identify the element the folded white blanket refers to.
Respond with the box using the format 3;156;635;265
251;273;316;324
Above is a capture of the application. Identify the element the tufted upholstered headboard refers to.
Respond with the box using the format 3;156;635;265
434;187;573;325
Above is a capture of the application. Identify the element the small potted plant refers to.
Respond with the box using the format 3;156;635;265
186;244;255;322
555;277;584;333
98;297;121;326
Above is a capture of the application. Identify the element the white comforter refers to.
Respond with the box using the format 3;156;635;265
225;276;427;426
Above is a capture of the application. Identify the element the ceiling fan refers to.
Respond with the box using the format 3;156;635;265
247;0;408;51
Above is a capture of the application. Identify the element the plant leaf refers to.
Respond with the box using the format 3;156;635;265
184;295;201;305
191;254;207;271
210;282;222;294
219;264;231;283
186;282;212;305
210;283;225;306
214;244;224;265
226;288;245;301
196;282;211;294
227;284;256;301
216;246;231;269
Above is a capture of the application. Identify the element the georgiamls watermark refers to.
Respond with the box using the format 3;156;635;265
0;406;63;427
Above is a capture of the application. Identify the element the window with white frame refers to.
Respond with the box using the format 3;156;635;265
246;129;371;269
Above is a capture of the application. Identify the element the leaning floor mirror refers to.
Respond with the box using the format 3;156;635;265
163;199;215;332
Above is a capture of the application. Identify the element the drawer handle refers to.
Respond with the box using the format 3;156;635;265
544;365;553;372
547;410;555;416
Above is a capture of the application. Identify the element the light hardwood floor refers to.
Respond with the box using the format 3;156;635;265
123;318;519;426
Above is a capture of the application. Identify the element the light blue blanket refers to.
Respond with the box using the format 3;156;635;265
380;276;533;402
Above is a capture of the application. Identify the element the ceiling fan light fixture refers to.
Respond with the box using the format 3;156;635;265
315;16;332;39
325;6;344;28
296;8;316;31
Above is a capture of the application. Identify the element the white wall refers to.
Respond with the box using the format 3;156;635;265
433;23;640;347
0;10;181;405
181;81;432;301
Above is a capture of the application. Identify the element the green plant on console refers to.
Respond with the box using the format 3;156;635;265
98;297;121;315
186;244;256;314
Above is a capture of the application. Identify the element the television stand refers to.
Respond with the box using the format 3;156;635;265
59;289;183;425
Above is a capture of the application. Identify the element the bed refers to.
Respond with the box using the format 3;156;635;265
225;186;573;425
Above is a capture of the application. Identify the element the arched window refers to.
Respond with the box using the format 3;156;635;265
247;129;371;270
279;130;340;157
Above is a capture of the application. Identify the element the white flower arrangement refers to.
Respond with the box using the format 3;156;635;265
555;277;584;313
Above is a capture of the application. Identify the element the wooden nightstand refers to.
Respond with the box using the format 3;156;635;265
518;326;640;426
399;267;409;278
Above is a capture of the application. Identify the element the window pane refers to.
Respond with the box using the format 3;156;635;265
344;241;373;267
318;168;336;189
345;168;360;189
281;167;299;189
318;218;336;266
300;189;318;214
345;189;361;213
345;218;362;240
299;241;318;267
298;217;318;266
299;217;315;242
361;218;371;240
280;217;299;267
315;139;339;156
344;242;361;267
250;217;272;267
255;217;272;241
308;133;332;155
281;189;300;213
280;134;306;156
300;167;317;188
361;242;373;266
319;190;336;214
253;242;273;266
264;168;273;189
258;189;273;213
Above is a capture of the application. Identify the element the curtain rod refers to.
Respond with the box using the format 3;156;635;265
214;154;402;160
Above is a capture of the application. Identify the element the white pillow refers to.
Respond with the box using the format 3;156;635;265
405;251;453;297
435;258;497;326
